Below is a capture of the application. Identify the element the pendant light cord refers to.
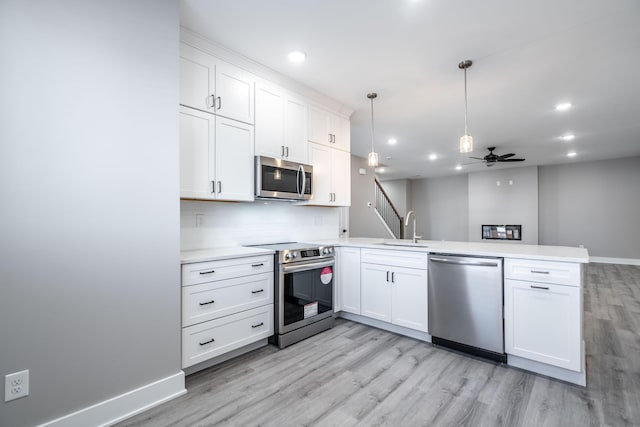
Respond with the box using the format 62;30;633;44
370;97;375;152
464;66;469;135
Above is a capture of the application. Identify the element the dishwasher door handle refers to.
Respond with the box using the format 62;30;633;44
429;257;499;267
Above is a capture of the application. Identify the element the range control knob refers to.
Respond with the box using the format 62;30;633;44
284;253;292;260
291;252;297;259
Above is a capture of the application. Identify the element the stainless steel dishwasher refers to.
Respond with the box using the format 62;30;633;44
428;254;506;363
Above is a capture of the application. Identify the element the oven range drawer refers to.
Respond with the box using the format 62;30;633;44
182;272;273;327
182;304;274;369
182;255;274;287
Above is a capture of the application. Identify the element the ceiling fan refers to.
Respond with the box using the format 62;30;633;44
470;147;525;167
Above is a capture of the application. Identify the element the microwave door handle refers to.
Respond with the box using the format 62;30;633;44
298;164;305;198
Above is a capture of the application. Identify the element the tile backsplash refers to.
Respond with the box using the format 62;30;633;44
181;200;340;250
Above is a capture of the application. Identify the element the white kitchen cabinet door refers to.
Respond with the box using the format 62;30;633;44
360;263;392;322
180;107;215;200
180;46;216;114
215;117;255;201
331;114;351;152
308;142;332;204
505;279;581;371
180;43;254;124
284;95;308;163
215;61;254;124
338;247;361;314
331;148;351;206
391;266;428;332
255;82;285;159
308;104;332;146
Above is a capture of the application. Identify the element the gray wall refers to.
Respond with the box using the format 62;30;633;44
539;156;640;258
379;179;411;218
410;175;469;241
468;166;539;244
349;156;390;238
0;1;181;426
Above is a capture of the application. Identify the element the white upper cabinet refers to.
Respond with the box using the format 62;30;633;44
307;143;350;206
255;82;308;163
179;106;254;202
180;43;255;125
308;104;350;152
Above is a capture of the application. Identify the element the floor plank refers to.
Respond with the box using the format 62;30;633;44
118;263;640;427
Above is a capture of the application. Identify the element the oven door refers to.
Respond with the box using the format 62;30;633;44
279;259;334;334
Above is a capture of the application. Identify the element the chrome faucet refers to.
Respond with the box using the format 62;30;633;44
405;211;422;243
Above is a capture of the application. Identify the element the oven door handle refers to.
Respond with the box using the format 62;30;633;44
282;260;335;273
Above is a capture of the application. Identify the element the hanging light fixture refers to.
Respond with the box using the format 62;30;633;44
459;60;473;153
367;92;379;167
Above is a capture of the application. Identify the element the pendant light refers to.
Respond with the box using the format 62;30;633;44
459;60;473;153
367;92;379;167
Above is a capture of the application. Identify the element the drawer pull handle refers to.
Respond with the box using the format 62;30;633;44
199;270;215;275
199;338;215;346
251;289;264;294
531;285;550;290
251;263;264;267
530;270;549;274
252;322;264;328
199;300;215;306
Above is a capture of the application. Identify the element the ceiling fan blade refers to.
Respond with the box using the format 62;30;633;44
498;153;516;159
469;156;485;160
499;158;525;162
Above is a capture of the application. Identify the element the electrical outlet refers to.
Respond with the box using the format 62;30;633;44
5;370;29;402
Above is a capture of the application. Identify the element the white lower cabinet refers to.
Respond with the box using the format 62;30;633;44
504;258;582;372
360;249;428;332
181;255;274;369
337;247;361;314
182;305;273;368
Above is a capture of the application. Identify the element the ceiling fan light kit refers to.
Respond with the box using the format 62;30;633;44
459;59;473;153
367;92;379;167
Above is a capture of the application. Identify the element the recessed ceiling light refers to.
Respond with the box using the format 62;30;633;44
385;156;392;160
567;151;577;157
555;102;572;111
375;167;385;173
287;51;306;63
560;134;575;141
455;165;462;170
388;138;397;145
429;153;437;161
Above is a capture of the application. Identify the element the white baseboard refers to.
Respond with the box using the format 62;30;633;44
38;371;186;427
338;311;432;342
589;257;640;266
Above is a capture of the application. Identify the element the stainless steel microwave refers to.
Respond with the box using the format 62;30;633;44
255;156;313;200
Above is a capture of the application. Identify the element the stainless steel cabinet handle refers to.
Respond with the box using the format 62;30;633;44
328;134;332;143
199;338;215;346
285;146;289;158
531;270;550;274
217;181;222;193
251;263;264;267
531;285;550;290
211;180;215;193
199;270;215;275
281;146;285;157
216;96;222;110
199;299;215;306
251;289;264;294
251;322;264;328
209;94;215;108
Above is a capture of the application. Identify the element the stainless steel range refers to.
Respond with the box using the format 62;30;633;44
252;242;335;348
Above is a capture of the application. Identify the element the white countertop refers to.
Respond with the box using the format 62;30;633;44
311;238;590;263
180;246;275;264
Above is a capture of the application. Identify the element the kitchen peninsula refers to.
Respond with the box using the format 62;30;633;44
322;238;589;386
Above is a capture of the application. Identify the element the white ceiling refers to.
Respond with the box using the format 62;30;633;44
180;0;640;180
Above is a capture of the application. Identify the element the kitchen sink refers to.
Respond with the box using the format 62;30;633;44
375;241;430;248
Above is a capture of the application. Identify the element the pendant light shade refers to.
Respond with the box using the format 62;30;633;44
367;92;379;167
459;60;473;153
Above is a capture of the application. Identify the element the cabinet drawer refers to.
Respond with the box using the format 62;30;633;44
182;304;274;368
182;255;273;286
361;249;428;270
182;272;273;327
504;258;581;286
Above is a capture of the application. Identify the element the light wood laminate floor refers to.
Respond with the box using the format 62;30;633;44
118;263;640;426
